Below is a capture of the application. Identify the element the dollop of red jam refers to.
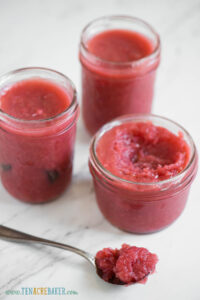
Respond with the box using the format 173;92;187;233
96;122;190;182
95;244;158;285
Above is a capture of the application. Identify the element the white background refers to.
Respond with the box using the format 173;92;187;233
0;0;200;299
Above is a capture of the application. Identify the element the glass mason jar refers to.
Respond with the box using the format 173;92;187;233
80;15;160;135
89;115;198;233
0;68;79;203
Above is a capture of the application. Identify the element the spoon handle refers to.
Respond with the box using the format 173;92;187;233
0;225;95;265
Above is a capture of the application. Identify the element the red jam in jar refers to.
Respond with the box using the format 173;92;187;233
89;115;198;233
95;244;158;285
80;16;160;135
0;68;79;203
96;121;190;182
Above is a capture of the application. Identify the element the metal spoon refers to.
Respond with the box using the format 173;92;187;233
0;225;95;267
0;225;152;285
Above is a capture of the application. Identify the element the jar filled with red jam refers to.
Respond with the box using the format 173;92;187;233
80;16;160;135
0;68;79;203
89;115;198;233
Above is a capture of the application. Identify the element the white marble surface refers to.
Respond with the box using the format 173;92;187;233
0;0;200;299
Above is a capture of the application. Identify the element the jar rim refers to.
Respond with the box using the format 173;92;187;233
0;67;78;125
90;114;197;187
80;15;161;68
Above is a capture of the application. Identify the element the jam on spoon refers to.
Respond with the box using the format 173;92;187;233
95;244;158;285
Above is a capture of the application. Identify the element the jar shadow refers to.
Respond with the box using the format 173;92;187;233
30;173;127;238
76;116;91;145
